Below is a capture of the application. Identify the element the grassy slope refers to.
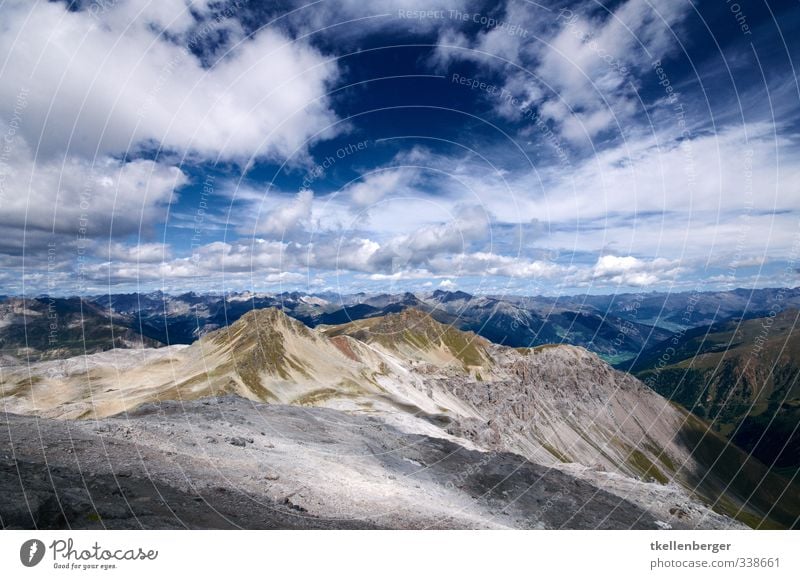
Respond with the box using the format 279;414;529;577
323;308;491;368
634;310;800;475
676;413;798;529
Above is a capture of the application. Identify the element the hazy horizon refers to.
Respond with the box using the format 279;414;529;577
4;285;800;300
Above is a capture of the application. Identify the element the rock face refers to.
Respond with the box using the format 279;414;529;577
1;308;797;528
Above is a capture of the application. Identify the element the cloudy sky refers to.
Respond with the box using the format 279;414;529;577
0;0;798;296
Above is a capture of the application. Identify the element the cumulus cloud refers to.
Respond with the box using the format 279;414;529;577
0;0;340;163
0;132;187;241
425;120;800;265
102;242;172;264
73;236;564;289
534;122;799;255
0;0;344;292
364;205;490;272
428;251;566;279
18;114;790;293
584;255;684;286
346;169;414;207
256;190;315;238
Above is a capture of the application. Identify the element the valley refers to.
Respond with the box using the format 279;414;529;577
631;309;800;478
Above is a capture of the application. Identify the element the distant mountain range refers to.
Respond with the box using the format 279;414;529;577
0;296;160;362
6;287;797;364
2;306;797;528
507;287;800;332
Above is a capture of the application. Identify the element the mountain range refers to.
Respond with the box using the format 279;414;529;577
6;287;796;364
0;297;160;362
2;305;797;529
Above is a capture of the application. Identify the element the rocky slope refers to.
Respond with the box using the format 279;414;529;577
1;307;796;528
324;310;799;528
1;398;739;530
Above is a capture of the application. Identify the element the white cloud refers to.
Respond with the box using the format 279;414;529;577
593;255;641;276
0;0;340;163
436;0;691;145
103;242;172;264
263;271;305;283
346;169;413;207
366;270;437;281
0;133;187;240
729;255;767;268
256;190;314;238
538;122;798;233
404;205;488;254
428;251;566;279
427;121;800;264
365;205;490;271
3;0;796;296
282;0;472;40
584;255;684;286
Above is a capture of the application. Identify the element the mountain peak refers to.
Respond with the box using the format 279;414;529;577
432;289;473;302
235;306;307;329
205;307;315;351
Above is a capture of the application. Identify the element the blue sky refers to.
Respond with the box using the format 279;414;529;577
0;0;798;296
